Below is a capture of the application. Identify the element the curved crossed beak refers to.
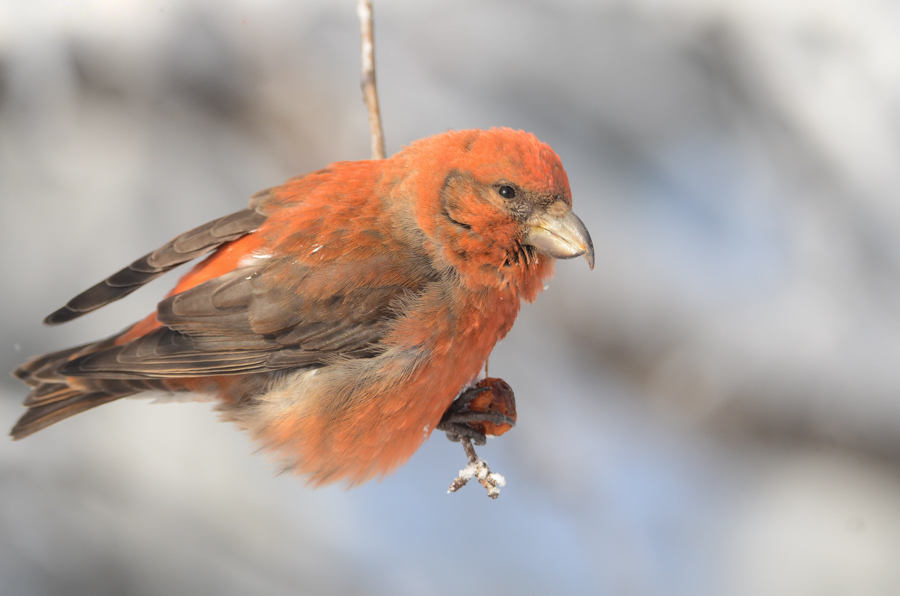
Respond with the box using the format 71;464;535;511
523;209;595;269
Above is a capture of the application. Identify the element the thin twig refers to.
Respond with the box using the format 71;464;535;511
357;0;385;159
447;438;507;499
461;437;479;463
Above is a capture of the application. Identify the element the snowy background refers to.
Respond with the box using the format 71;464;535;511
3;1;900;594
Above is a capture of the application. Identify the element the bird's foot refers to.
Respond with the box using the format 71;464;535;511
441;377;516;499
437;377;517;445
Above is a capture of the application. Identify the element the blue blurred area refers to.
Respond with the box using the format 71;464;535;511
3;1;900;594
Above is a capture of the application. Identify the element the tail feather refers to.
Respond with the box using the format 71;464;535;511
11;391;129;440
11;339;167;439
14;206;272;437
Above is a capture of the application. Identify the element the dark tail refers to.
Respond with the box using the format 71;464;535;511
14;206;270;437
11;341;164;439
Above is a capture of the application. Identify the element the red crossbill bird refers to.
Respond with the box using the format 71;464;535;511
12;128;593;486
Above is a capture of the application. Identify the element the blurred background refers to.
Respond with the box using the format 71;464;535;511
3;0;900;594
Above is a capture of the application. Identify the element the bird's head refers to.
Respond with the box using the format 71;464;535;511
402;128;593;286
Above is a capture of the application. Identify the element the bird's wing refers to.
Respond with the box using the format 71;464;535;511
61;251;431;378
44;207;268;325
58;180;435;379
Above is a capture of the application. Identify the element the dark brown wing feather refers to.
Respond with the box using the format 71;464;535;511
14;174;436;438
15;342;97;385
58;252;433;379
44;208;267;326
13;207;270;438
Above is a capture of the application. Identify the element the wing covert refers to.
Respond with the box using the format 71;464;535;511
62;252;435;379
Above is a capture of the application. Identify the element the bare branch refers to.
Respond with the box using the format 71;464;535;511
357;0;385;159
447;438;507;499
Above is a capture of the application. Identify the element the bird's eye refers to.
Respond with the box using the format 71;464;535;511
498;185;516;199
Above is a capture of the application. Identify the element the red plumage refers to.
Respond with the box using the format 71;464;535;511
13;128;593;486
